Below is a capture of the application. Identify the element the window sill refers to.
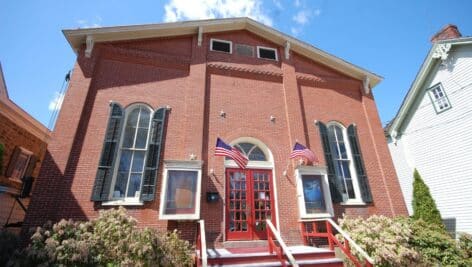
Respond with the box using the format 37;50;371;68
340;200;366;206
102;200;144;206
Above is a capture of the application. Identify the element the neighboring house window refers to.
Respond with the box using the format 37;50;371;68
428;83;451;113
92;103;167;204
159;160;202;220
295;165;334;219
5;146;37;182
317;121;373;204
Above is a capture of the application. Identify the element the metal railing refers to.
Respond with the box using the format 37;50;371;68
266;219;299;267
196;220;208;267
301;218;374;267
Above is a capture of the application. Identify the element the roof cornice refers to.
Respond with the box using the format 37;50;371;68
387;37;472;137
62;17;382;88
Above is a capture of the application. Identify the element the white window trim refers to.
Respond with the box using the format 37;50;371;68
428;83;451;113
210;38;232;54
326;122;364;205
159;160;203;220
103;103;153;206
257;46;278;61
295;165;334;219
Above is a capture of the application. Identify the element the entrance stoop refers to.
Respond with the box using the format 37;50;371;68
200;245;343;267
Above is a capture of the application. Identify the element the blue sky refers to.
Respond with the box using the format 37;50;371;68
1;0;471;129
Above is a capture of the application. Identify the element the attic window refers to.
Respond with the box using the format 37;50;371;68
428;83;451;113
210;39;232;53
257;46;278;61
235;44;254;57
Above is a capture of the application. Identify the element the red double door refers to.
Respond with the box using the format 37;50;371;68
225;168;276;240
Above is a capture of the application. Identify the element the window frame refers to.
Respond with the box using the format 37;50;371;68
256;46;278;61
159;160;203;220
326;122;364;205
427;83;452;114
104;103;153;206
295;165;334;219
7;147;33;182
210;38;233;54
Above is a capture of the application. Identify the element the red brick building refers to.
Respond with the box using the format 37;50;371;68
23;18;407;250
0;62;50;234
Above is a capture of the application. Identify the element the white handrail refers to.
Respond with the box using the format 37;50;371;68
312;218;374;264
198;220;208;267
266;219;299;267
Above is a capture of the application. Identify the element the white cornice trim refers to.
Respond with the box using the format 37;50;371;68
62;17;382;88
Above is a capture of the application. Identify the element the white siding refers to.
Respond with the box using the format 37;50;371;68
389;45;472;235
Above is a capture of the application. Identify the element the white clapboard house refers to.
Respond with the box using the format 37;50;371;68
386;25;472;236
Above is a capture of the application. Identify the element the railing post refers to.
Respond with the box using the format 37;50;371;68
345;239;351;253
326;221;334;250
267;224;274;254
301;222;308;245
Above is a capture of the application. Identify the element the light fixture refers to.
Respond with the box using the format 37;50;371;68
270;115;276;122
220;110;226;118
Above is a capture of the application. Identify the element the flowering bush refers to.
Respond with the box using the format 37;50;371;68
9;207;193;267
459;233;472;259
339;215;472;267
338;215;419;266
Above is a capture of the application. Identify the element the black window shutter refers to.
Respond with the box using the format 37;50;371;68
5;146;21;177
318;122;343;203
140;107;167;202
91;103;124;201
347;124;373;203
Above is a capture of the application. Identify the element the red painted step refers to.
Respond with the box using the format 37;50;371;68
199;245;343;267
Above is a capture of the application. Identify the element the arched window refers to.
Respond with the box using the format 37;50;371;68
318;121;372;204
327;123;358;201
92;103;168;203
227;142;268;161
112;105;152;199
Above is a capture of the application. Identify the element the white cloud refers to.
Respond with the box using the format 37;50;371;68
272;0;282;9
77;16;102;28
313;8;321;16
48;92;64;111
294;0;301;7
292;10;310;25
163;0;273;26
291;27;301;36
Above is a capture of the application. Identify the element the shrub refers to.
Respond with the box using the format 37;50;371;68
412;169;444;227
338;215;419;266
10;207;193;267
459;233;472;262
409;219;466;266
0;230;19;266
339;215;471;267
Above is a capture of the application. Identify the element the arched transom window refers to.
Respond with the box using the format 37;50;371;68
226;142;268;161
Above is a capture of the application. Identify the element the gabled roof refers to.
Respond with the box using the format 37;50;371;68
62;17;382;89
386;36;472;137
0;62;50;141
0;62;9;100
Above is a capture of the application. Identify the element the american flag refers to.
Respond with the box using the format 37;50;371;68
215;138;248;169
289;142;318;163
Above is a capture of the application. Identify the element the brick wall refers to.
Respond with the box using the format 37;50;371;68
0;112;47;233
23;29;407;247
